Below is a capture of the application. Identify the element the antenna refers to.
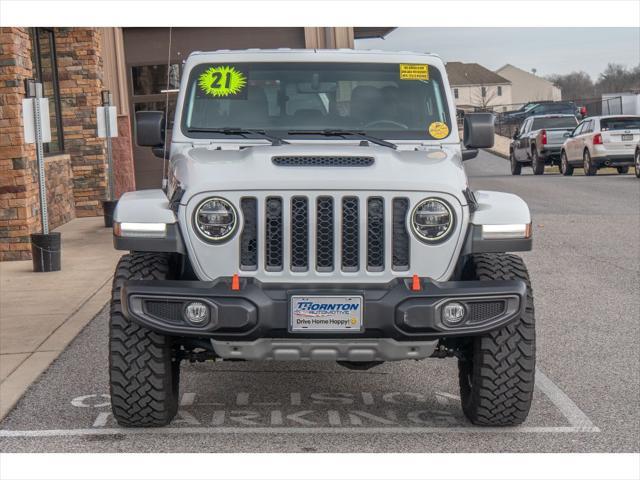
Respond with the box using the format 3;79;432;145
161;27;173;190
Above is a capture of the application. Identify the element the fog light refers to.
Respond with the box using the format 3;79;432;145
442;302;466;326
184;301;209;325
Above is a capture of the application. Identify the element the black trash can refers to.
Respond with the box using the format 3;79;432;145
30;232;61;272
102;199;118;228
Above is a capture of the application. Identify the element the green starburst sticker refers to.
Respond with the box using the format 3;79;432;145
198;65;247;97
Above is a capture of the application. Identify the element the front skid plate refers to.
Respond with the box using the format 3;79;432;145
210;338;440;361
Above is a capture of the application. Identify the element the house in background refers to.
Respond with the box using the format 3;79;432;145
445;62;512;111
495;64;561;106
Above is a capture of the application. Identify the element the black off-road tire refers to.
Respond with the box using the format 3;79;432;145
616;166;629;175
458;254;536;426
510;150;521;175
531;150;544;175
109;253;180;427
560;151;573;176
583;149;597;176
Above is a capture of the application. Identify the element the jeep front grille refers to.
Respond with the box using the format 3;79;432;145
239;194;411;274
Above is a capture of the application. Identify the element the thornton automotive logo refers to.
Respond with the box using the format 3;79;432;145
293;301;360;318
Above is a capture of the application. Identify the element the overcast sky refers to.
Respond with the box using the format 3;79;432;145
355;28;639;79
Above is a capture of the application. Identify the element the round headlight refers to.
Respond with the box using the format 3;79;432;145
411;198;454;242
194;197;237;242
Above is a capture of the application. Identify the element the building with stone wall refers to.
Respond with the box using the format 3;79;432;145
0;27;392;261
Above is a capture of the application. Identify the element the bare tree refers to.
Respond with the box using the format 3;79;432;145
596;63;640;94
546;71;595;100
472;84;498;110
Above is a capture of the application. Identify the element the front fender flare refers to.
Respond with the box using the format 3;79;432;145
113;190;185;253
463;190;532;253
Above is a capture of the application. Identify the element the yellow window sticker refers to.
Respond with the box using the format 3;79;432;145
400;64;429;80
428;121;450;139
198;65;247;97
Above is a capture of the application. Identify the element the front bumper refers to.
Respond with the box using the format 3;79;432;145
121;277;526;346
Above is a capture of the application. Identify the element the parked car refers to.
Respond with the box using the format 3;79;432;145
111;49;536;428
502;101;581;123
509;114;578;175
635;142;640;178
560;115;640;176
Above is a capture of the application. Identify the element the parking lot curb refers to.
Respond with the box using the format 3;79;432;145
484;148;508;160
0;278;112;421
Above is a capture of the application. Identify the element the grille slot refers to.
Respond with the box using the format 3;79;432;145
341;197;360;271
367;198;385;271
240;197;258;270
316;196;335;271
468;301;506;323
392;198;410;270
272;156;374;167
265;197;283;271
144;301;183;324
290;197;309;271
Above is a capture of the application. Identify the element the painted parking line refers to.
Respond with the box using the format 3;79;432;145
534;369;598;432
0;369;599;438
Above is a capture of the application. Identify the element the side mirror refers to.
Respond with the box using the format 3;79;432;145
563;131;571;138
463;112;494;149
135;111;165;147
512;129;520;140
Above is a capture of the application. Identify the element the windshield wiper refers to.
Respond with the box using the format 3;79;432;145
186;127;288;146
287;129;397;150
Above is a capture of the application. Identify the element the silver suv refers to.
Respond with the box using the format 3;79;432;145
111;49;535;428
560;115;640;176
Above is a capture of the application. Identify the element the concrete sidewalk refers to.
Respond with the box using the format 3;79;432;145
487;134;510;159
0;217;121;420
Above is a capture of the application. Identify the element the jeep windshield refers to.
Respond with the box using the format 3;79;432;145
181;62;453;141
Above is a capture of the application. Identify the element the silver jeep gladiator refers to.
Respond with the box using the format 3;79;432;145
111;49;535;428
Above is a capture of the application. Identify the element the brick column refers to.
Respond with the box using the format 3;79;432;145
0;28;40;260
55;28;107;217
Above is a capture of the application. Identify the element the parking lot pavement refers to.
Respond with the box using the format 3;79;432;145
0;151;638;453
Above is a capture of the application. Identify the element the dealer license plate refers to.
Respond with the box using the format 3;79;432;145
290;295;363;332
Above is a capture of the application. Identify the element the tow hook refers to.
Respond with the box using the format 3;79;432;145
431;343;461;359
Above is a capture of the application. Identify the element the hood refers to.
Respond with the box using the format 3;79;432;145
171;142;468;205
